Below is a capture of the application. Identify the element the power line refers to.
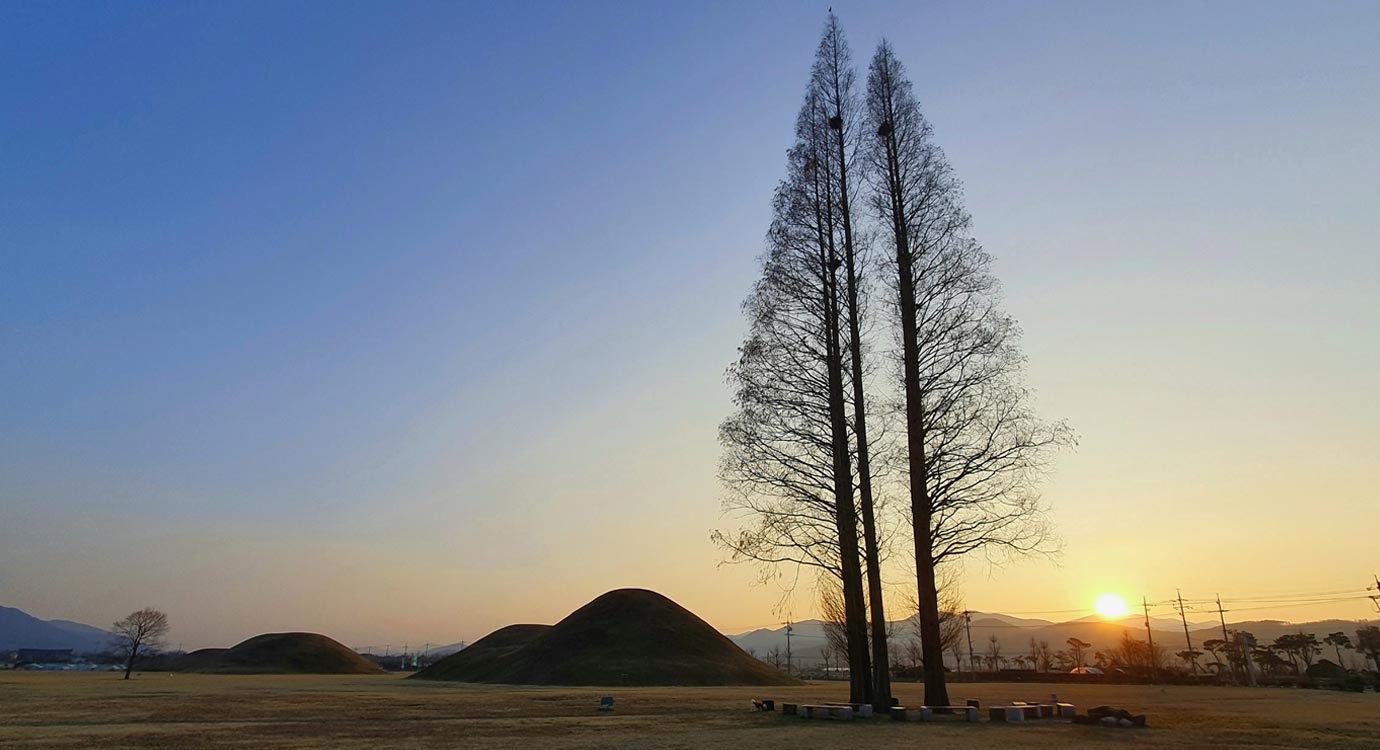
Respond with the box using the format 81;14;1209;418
1222;596;1375;614
1178;588;1370;604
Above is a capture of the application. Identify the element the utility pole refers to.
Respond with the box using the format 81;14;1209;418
1371;575;1380;613
1214;596;1236;685
1175;590;1197;675
1142;596;1157;685
784;621;794;675
963;610;975;681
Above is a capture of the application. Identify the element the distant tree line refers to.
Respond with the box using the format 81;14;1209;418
919;625;1380;685
715;12;1071;709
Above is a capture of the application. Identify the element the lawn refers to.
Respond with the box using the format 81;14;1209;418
1;672;1375;749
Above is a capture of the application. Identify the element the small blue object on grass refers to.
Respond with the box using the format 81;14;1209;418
599;696;615;711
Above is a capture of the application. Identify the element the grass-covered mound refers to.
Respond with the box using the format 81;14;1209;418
412;589;797;686
176;632;384;675
411;624;551;682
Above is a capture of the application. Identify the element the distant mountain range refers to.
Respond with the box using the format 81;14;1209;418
9;601;1373;665
0;606;112;653
729;611;1380;669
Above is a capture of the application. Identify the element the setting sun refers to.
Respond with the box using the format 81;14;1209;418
1093;593;1130;619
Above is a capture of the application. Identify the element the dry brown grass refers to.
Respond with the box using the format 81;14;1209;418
2;672;1375;749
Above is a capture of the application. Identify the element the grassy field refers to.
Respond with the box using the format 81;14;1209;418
2;672;1375;749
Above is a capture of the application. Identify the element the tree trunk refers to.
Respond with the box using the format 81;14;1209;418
881;116;950;708
813;138;871;706
834;119;891;712
825;260;872;706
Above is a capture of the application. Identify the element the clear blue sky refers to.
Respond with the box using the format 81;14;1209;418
3;1;1377;648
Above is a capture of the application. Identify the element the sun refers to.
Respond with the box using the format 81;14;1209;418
1093;593;1130;620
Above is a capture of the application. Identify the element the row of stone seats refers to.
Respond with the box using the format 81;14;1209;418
989;702;1077;722
793;704;854;720
912;705;981;722
819;702;874;718
776;699;1074;725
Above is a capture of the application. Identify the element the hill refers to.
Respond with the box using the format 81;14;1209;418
174;632;385;674
422;640;470;657
730;619;830;660
413;624;550;681
414;589;798;686
0;606;110;653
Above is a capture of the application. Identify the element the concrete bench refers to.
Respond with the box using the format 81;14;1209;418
820;702;873;718
989;706;1027;722
917;706;980;722
780;703;797;715
1021;697;1075;719
799;704;853;720
1007;703;1042;720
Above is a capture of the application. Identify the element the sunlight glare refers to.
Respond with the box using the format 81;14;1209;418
1093;593;1130;619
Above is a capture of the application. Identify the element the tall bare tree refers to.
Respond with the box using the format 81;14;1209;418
714;71;871;702
864;40;1072;706
111;608;169;680
813;12;890;710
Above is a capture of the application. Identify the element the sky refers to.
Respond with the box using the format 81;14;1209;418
2;1;1377;650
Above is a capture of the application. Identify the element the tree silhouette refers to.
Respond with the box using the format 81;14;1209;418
1355;625;1380;671
812;13;891;710
1323;631;1353;670
717;14;1071;709
985;634;1003;671
1036;639;1054;672
1066;637;1091;667
862;35;1071;708
1253;646;1289;676
1271;632;1320;674
1107;632;1165;674
714;55;872;703
1202;638;1228;672
110;608;169;680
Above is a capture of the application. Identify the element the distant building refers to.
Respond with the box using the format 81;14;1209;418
16;648;73;664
